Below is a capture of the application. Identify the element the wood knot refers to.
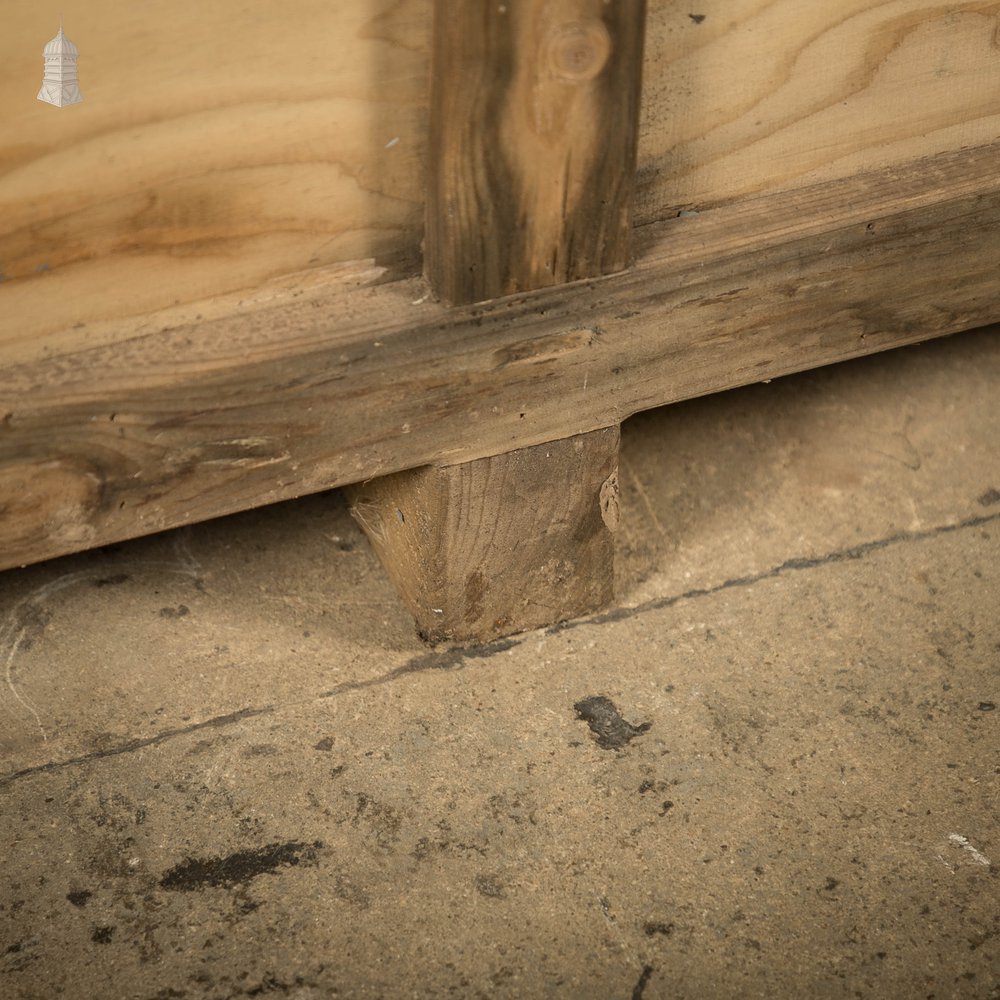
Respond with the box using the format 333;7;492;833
546;20;612;82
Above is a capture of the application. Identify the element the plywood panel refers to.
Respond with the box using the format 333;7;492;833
637;1;1000;218
0;0;430;359
2;2;999;359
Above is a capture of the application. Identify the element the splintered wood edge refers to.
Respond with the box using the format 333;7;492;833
2;143;1000;571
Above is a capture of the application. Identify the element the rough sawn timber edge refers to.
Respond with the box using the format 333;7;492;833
347;427;621;644
2;143;1000;571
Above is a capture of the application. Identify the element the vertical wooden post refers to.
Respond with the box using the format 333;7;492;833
349;1;646;643
425;0;646;304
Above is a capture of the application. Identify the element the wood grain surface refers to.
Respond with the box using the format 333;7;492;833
637;1;1000;219
371;0;641;637
347;428;620;642
0;0;429;359
2;144;999;571
425;0;644;303
2;2;999;353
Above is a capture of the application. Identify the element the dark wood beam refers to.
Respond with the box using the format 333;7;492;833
2;144;999;572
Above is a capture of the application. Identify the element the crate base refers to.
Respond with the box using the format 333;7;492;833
346;427;620;643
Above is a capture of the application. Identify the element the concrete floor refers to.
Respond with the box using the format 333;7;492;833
1;327;998;1000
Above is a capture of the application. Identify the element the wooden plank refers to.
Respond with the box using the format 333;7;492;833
424;0;645;304
637;1;1000;220
4;3;1000;355
370;0;643;639
0;0;429;361
347;428;620;643
2;143;1000;572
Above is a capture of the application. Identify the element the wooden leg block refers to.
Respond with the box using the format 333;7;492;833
346;426;621;644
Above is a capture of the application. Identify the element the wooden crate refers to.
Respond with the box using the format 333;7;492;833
2;2;999;640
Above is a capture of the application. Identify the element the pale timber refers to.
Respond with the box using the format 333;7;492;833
3;2;1000;353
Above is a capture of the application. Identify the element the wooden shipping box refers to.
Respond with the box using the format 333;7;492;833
1;2;999;605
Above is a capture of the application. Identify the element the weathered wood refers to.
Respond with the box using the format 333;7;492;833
2;144;1000;572
424;0;645;304
367;0;642;637
5;3;999;353
346;428;620;642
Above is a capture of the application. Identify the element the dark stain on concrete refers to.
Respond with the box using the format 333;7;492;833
639;778;672;796
3;939;40;973
318;637;519;699
91;926;115;944
159;605;190;619
159;840;322;891
644;921;674;937
353;794;402;848
66;889;92;907
387;637;519;676
573;696;651;750
475;874;506;899
978;487;1000;507
238;972;320;996
632;964;655;999
93;574;130;588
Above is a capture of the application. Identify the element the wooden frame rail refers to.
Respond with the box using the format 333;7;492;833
2;142;1000;573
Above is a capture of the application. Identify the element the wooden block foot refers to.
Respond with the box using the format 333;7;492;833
346;426;620;644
